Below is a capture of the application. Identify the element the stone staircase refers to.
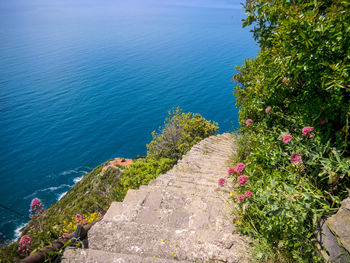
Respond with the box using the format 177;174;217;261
61;133;252;263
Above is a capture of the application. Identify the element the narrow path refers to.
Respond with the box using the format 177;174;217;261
62;133;251;263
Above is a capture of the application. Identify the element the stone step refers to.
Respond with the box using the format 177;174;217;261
87;221;250;263
147;181;232;198
157;173;220;187
61;248;191;263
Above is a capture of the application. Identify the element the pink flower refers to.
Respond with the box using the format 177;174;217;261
309;133;315;138
290;153;303;165
233;215;238;221
18;235;32;255
302;127;314;136
245;191;252;198
227;167;236;175
265;106;272;114
237;195;245;202
237;176;249;186
282;77;287;83
282;135;292;144
246;119;253;126
75;214;84;224
218;178;227;187
30;198;44;218
320;120;326;125
236;163;246;174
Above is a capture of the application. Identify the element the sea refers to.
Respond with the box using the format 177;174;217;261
0;0;257;241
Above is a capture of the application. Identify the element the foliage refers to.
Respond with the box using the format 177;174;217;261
60;213;100;234
112;158;174;201
147;107;219;160
233;0;350;261
229;120;349;261
236;0;350;152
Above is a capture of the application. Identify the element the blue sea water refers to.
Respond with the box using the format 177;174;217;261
0;0;257;240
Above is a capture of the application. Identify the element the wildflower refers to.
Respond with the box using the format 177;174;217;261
290;153;303;165
282;77;287;83
161;239;165;243
245;191;252;198
237;176;249;186
75;214;84;224
227;167;236;175
237;195;245;202
230;192;233;196
174;244;178;247
18;235;32;256
320;120;326;125
302;127;313;136
309;133;315;138
236;163;246;174
265;106;271;114
30;198;44;218
218;178;226;187
233;215;238;221
246;119;253;126
282;135;292;144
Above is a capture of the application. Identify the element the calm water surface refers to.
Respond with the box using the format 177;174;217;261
0;0;257;239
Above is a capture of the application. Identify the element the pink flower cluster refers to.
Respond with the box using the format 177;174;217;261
265;107;272;114
290;153;303;165
226;163;252;205
30;198;44;218
238;176;249;186
228;163;246;175
282;135;292;144
302;127;314;138
237;191;253;202
75;214;88;225
218;178;227;187
246;119;253;126
18;235;32;256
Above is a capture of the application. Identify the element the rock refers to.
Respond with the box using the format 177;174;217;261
316;197;350;263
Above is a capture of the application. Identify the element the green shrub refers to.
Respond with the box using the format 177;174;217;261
147;107;219;160
116;158;174;199
230;119;349;261
236;0;350;152
232;0;350;261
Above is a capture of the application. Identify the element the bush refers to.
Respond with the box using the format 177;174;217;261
116;158;174;199
232;0;350;261
229;120;349;261
147;107;219;160
235;0;350;152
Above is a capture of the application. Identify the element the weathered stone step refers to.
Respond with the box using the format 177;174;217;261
87;221;249;263
104;194;232;232
61;248;192;263
123;186;231;212
157;173;220;187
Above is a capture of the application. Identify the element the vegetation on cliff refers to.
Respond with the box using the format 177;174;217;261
227;0;349;262
0;108;218;262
